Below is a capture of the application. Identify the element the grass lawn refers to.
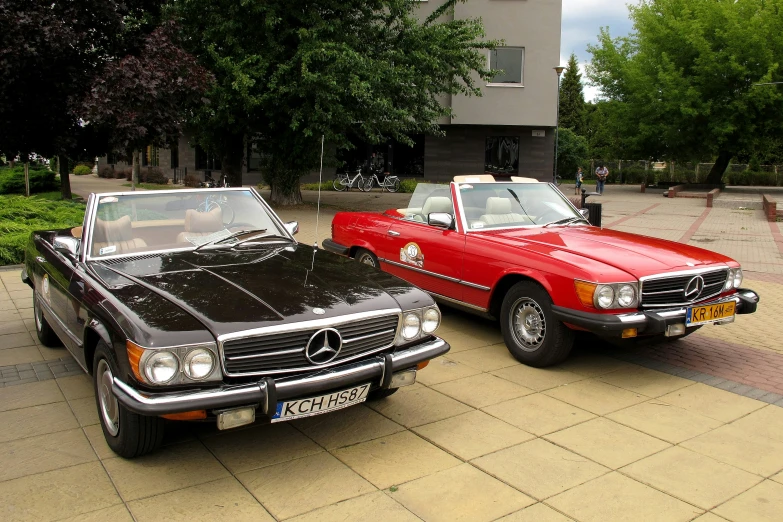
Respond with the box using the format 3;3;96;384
121;182;184;190
0;192;86;266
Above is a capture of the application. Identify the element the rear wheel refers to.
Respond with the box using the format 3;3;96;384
500;281;574;367
360;177;374;192
354;248;379;269
386;178;401;193
333;175;347;192
93;342;164;458
34;292;61;347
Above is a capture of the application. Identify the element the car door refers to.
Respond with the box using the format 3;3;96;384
35;236;81;351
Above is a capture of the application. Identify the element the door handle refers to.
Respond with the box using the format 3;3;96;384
36;256;46;263
388;231;400;237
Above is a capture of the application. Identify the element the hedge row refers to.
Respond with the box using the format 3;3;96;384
0;166;58;194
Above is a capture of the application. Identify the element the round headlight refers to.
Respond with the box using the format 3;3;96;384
422;308;441;334
733;268;743;288
616;285;636;308
596;285;615;309
184;349;215;380
145;351;179;384
402;312;421;340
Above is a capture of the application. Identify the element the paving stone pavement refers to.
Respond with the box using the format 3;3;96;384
1;182;782;521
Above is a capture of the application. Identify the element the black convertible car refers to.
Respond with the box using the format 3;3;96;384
23;187;448;457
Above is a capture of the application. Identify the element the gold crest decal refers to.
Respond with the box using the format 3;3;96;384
400;242;424;268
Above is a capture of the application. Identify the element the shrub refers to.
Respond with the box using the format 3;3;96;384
0;166;58;194
73;165;92;176
184;174;200;187
301;181;334;191
141;167;168;185
399;178;422;193
98;166;115;178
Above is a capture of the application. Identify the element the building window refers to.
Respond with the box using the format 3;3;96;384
488;47;524;85
142;145;159;167
195;145;222;171
170;143;179;169
247;142;262;172
485;137;519;175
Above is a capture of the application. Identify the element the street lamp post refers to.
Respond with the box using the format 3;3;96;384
553;66;565;184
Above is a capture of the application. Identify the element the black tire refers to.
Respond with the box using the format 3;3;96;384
360;177;374;192
354;248;379;269
93;342;164;458
333;176;347;192
500;281;574;367
33;292;62;347
367;388;398;401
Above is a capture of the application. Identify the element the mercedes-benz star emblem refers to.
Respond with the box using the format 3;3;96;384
312;308;325;315
684;275;705;301
305;328;342;365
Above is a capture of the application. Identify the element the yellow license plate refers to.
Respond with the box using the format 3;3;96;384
686;301;736;326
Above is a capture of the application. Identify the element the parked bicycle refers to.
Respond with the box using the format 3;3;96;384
333;170;366;191
361;171;401;193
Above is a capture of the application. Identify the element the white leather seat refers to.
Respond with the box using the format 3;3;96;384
176;207;224;243
92;216;147;256
420;197;454;221
478;197;527;225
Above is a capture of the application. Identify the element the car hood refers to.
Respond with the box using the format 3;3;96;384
90;244;429;339
484;226;733;278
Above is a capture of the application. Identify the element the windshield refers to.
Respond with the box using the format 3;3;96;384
456;182;581;230
88;189;286;259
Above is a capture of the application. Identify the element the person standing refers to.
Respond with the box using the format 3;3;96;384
575;167;584;195
595;164;609;194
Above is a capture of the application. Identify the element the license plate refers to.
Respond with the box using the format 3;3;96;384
270;383;371;423
686;301;736;326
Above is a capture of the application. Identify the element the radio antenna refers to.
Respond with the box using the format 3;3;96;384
313;134;325;250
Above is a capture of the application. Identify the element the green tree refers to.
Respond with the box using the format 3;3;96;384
587;0;783;184
556;128;589;179
559;53;586;135
177;0;497;205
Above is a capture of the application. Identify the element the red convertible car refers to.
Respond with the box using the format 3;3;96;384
324;178;759;367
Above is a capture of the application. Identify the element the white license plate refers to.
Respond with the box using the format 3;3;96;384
270;383;371;423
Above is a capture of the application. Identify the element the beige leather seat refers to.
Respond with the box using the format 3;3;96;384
478;197;527;225
92;216;147;256
420;196;454;221
176;207;224;243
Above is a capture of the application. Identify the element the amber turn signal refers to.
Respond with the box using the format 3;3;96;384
622;328;638;338
417;360;430;370
574;281;597;308
161;410;207;421
126;340;145;381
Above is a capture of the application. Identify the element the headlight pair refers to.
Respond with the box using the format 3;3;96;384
127;341;221;386
396;306;441;345
724;267;743;290
575;280;639;310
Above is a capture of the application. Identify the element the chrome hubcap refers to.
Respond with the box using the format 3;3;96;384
511;298;546;351
359;254;376;267
34;294;43;332
97;360;120;436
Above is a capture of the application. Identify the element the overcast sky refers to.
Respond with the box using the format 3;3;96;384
561;0;640;100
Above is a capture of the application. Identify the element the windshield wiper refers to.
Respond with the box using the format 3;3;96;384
544;217;588;228
231;232;294;248
194;229;267;251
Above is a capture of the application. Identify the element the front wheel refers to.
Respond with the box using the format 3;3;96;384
360;177;374;192
93;342;164;458
385;178;401;193
333;176;347;192
500;281;574;367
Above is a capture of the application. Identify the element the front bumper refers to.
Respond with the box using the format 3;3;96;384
552;288;759;337
112;337;449;416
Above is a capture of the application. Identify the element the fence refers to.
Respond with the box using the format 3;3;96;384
584;160;783;187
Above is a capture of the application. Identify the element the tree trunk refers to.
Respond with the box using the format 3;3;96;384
270;182;304;206
132;150;140;190
265;158;304;206
221;133;245;187
59;155;72;200
24;161;30;197
705;151;732;185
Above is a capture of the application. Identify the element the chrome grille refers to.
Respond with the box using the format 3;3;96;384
640;268;729;308
222;314;399;375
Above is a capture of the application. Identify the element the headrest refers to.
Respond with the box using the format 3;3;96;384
422;197;453;216
454;175;495;183
93;216;133;243
486;197;512;214
185;207;224;233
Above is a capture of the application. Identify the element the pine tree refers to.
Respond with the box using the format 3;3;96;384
558;53;586;135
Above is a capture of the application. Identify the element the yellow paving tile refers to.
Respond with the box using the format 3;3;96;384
367;386;472;428
448;344;519;371
437;331;497;353
483;393;595;436
0;331;35;349
607;400;724;444
0;345;43;365
293;404;404;450
68;396;100;427
238;451;375;520
201;422;322;474
332;430;461;489
38;345;68;360
543;379;648;415
624;446;763;509
497;503;575;522
0;320;27;335
83;423;115;460
103;440;230;501
681;424;783;477
0;428;97;482
0;379;64;412
714;480;783;522
657;383;765;423
729;405;783;443
128;477;273;522
413;410;534;460
491;364;585;391
690;514;730;522
391;464;534;522
556;354;635;378
0;401;78;443
286;491;419;522
547;472;702;522
58;505;134;522
432;373;534;409
597;366;695;397
56;374;95;400
415;356;482;385
545;418;671;469
472;439;609;500
0;461;121;521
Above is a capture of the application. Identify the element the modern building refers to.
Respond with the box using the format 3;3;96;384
99;0;562;183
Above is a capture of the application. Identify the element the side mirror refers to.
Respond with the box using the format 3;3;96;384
53;236;80;258
284;221;299;236
428;213;454;229
579;208;590;219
